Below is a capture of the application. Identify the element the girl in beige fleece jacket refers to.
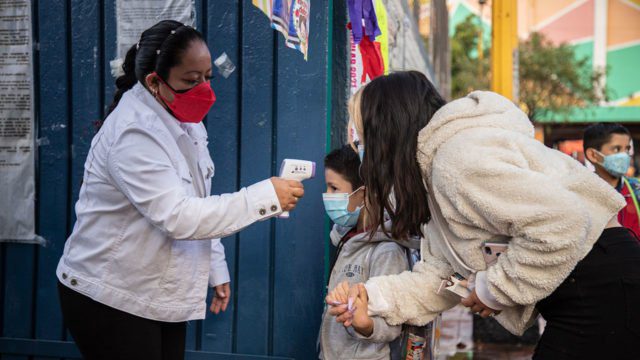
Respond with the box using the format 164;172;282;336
326;71;640;359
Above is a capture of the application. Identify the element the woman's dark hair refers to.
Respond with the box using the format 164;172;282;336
324;145;364;190
360;71;446;240
106;20;206;116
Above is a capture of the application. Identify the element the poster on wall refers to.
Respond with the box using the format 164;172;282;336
252;0;310;60
0;0;42;244
115;0;195;64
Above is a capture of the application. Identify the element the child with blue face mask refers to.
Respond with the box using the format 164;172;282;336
584;123;640;238
319;145;418;360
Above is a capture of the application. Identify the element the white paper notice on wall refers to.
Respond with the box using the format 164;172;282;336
115;0;196;60
0;0;43;244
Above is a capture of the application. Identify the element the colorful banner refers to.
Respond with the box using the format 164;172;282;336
252;0;272;16
349;0;388;94
253;0;310;60
349;32;364;95
375;0;389;75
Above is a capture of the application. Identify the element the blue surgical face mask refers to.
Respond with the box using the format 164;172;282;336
596;150;631;178
322;187;364;227
358;144;364;162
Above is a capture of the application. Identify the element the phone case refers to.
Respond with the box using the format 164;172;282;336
437;274;471;298
482;242;508;266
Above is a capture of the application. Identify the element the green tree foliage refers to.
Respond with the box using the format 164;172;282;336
519;32;605;121
451;15;605;121
451;15;490;98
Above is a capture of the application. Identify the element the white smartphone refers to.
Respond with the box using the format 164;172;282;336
437;273;471;298
482;242;508;266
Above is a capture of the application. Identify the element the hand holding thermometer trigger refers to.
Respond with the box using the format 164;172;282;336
278;159;316;218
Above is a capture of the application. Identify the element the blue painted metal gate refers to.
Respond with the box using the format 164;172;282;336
0;1;338;358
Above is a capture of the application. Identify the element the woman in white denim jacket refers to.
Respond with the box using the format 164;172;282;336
56;21;303;360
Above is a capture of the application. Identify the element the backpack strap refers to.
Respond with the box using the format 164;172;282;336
623;177;640;225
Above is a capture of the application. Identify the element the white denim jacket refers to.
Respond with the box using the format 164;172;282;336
56;83;282;322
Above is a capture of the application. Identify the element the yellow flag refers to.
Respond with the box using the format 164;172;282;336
252;0;271;16
375;0;389;75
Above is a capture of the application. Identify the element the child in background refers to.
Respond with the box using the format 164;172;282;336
584;123;640;237
319;145;417;360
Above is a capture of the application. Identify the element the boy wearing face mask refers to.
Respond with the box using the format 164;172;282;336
584;123;640;237
319;145;416;360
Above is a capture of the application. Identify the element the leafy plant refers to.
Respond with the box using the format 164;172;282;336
451;15;606;121
451;15;490;98
518;32;606;121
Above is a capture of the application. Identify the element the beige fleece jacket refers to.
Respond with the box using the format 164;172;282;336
364;91;625;335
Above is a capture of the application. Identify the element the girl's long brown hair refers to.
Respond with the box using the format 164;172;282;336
358;71;446;240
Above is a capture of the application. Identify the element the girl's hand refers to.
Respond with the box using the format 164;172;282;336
326;281;354;325
325;280;350;306
350;283;374;337
461;289;500;318
326;281;372;333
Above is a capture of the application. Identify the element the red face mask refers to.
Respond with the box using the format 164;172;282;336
153;72;216;123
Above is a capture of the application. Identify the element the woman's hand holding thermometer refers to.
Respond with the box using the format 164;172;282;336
278;159;315;218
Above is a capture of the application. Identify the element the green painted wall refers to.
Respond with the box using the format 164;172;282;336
449;9;640;123
450;3;492;49
607;45;640;100
572;40;594;69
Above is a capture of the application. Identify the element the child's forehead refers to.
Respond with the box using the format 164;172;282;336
325;168;348;181
605;133;632;146
324;168;354;188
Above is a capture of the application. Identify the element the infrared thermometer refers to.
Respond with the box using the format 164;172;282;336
278;159;316;218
